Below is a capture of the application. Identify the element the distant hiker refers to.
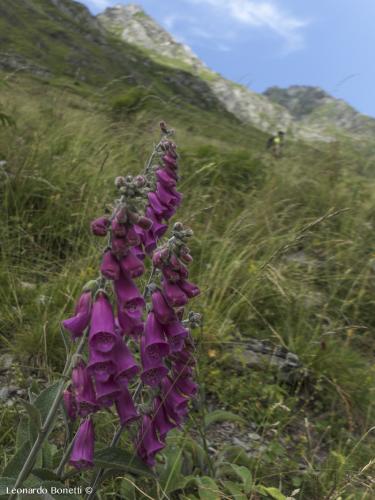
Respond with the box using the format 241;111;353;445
267;131;285;158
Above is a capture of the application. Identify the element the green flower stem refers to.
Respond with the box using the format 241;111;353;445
9;331;88;498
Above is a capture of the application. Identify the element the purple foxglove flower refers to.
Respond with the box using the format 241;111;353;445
140;337;168;387
111;235;129;258
118;309;144;338
163;280;188;307
172;362;194;379
119;249;145;278
111;218;127;238
100;251;120;281
115;273;145;320
146;207;167;239
156;182;182;209
125;225;141;247
161;377;189;422
163;153;177;168
114;340;140;384
62;291;92;340
174;376;198;398
115;387;139;426
133;244;146;261
163;206;177;220
170;255;189;279
91;217;110;237
152;396;176;441
87;347;117;382
144;312;169;360
164;321;188;353
136;415;165;466
141;229;157;255
147;192;167;217
89;293;118;352
171;349;196;368
162;266;181;283
95;378;121;407
151;290;176;324
72;362;98;416
178;279;200;298
152;247;170;268
69;417;95;470
164;164;178;180
156;168;177;188
63;387;76;421
179;248;193;264
137;216;153;231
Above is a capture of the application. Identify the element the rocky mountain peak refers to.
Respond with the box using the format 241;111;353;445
264;86;333;119
97;3;206;70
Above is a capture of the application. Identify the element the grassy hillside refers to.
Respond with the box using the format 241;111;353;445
0;2;375;499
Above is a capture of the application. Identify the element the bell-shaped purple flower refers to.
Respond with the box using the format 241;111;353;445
136;415;165;467
63;386;76;421
136;215;153;231
164;321;188;353
151;290;176;325
152;396;176;441
170;254;189;279
111;236;129;258
140;337;168;387
89;293;118;353
174;376;198;398
148;192;167;217
115;387;139;426
133;244;146;261
144;312;169;360
125;225;141;247
91;217;110;237
163;153;177;168
156;168;177;189
118;309;144;338
115;273;145;320
95;378;121;407
62;291;92;340
178;280;200;298
141;228;157;255
119;249;145;278
114;340;140;384
100;251;120;281
87;347;117;382
156;182;180;208
112;218;127;238
163;280;188;307
72;362;98;416
146;207;168;239
161;377;189;418
162;266;181;283
69;417;95;470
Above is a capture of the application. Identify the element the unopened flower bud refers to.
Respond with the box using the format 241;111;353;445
115;176;126;189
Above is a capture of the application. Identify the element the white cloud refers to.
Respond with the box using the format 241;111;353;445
187;0;308;50
86;0;113;9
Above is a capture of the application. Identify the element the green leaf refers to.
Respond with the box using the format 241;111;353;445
94;448;155;478
223;480;247;499
228;464;252;494
159;445;184;494
34;383;62;424
196;476;221;500
19;400;42;442
257;485;287;500
16;417;30;449
204;410;245;428
32;468;61;481
42;442;56;469
3;441;31;478
0;477;15;498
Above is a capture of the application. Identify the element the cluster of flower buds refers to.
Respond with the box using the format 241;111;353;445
61;122;200;470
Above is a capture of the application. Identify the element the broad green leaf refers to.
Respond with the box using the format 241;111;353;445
42;442;56;469
19;400;42;442
223;480;247;499
94;448;155;478
228;464;252;494
204;410;245;428
159;446;184;494
257;485;287;500
218;446;252;467
34;383;62;424
16;417;30;449
196;476;221;500
32;468;61;481
3;441;31;478
0;477;15;498
182;437;208;470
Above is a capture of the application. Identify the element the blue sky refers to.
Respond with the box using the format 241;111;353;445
83;0;375;117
